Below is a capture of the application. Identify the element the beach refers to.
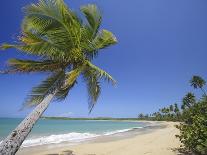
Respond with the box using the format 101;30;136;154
17;121;181;155
1;0;206;154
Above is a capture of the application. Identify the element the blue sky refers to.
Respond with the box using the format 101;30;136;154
0;0;207;118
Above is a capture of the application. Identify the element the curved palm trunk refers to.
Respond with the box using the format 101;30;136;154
0;93;55;155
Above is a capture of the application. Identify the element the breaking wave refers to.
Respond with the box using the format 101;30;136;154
0;126;143;148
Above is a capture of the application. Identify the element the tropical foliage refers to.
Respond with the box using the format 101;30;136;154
176;97;207;155
0;1;117;153
137;75;207;154
1;0;117;111
138;103;181;121
176;76;207;155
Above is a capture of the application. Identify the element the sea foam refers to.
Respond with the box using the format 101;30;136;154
22;132;99;147
0;126;144;148
21;126;143;147
103;127;143;136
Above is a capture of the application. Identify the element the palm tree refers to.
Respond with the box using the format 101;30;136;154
169;104;174;112
173;103;180;120
181;92;196;110
168;105;174;120
154;112;162;120
161;107;169;115
173;103;179;113
190;75;206;96
138;113;144;119
0;0;117;154
145;114;149;118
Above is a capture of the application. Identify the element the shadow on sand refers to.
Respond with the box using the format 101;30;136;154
46;150;96;155
172;147;193;155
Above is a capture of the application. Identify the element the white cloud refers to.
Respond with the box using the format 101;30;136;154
57;112;73;117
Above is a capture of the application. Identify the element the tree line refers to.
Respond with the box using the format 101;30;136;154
138;75;207;155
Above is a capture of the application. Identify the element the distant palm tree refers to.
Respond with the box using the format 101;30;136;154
190;75;206;96
173;103;180;120
173;103;180;115
161;107;169;115
0;0;117;154
154;112;162;120
181;92;196;110
138;113;144;119
169;104;174;112
145;114;149;118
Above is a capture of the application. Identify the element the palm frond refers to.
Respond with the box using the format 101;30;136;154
1;32;70;61
81;4;102;38
84;29;117;59
23;71;65;107
22;14;75;52
54;84;72;101
4;59;62;73
1;1;118;113
23;0;82;47
86;61;116;85
93;29;117;50
24;0;80;30
83;61;115;113
0;0;84;61
1;44;16;50
55;67;83;101
83;70;101;113
65;68;81;85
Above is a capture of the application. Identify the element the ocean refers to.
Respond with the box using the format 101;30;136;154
0;118;149;147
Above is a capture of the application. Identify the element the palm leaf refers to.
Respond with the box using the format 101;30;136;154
23;71;65;107
83;70;101;113
54;85;72;101
84;29;117;59
4;59;62;73
55;67;83;101
1;0;84;61
93;30;117;49
24;0;80;31
81;4;102;38
22;13;75;51
1;32;70;61
86;61;116;85
24;0;82;47
1;1;118;114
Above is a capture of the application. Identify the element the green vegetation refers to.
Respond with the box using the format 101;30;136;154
176;76;207;155
1;0;117;111
137;75;207;154
0;0;117;154
137;102;181;121
176;96;207;154
190;75;206;96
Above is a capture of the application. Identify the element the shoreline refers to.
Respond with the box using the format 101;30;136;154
17;121;181;155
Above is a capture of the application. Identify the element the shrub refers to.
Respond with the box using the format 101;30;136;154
176;97;207;155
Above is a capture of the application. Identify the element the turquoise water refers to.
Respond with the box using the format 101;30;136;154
0;118;148;147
